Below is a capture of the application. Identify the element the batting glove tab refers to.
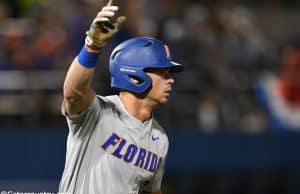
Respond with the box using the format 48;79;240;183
85;5;126;50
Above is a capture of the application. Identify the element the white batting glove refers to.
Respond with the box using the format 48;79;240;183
85;1;126;50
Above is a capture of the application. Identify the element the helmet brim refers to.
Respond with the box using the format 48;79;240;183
144;61;184;73
169;61;184;73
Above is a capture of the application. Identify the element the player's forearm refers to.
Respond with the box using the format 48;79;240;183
63;56;96;115
63;57;95;97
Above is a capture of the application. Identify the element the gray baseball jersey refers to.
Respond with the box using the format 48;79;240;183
59;95;169;194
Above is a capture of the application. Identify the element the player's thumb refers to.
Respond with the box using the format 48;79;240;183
114;16;126;29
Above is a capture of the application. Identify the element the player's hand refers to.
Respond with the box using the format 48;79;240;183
85;0;126;49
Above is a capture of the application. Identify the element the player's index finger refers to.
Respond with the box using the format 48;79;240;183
106;0;114;6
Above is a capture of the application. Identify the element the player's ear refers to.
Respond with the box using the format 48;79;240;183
129;76;142;85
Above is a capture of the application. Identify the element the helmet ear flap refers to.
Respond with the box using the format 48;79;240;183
110;68;153;94
128;74;153;94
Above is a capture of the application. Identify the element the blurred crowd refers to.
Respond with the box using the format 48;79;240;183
0;0;299;133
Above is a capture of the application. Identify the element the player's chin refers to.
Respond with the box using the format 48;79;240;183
159;96;169;104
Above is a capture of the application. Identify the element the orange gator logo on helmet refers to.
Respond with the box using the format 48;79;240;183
164;45;171;58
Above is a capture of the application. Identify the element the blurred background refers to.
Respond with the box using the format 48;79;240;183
0;0;300;193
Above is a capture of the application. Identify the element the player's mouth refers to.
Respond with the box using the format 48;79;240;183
164;89;171;96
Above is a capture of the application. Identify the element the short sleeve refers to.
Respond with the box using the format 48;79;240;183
61;96;102;137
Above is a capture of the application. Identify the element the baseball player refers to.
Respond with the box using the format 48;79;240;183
59;0;183;194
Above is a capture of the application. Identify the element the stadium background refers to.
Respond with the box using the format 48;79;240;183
0;0;300;193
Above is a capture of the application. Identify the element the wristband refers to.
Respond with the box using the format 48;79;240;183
77;46;99;68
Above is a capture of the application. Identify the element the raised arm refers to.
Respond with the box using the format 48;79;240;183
63;0;125;116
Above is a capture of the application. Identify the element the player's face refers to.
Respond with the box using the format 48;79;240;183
146;68;175;104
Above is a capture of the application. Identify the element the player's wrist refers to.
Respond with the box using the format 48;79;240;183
77;45;100;68
85;44;101;53
85;35;106;51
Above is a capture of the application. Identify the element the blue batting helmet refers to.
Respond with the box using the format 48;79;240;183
109;37;183;94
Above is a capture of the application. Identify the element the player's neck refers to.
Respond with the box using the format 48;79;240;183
119;92;156;122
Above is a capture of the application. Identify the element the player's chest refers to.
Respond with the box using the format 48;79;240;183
96;116;163;157
101;131;161;171
90;122;164;178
